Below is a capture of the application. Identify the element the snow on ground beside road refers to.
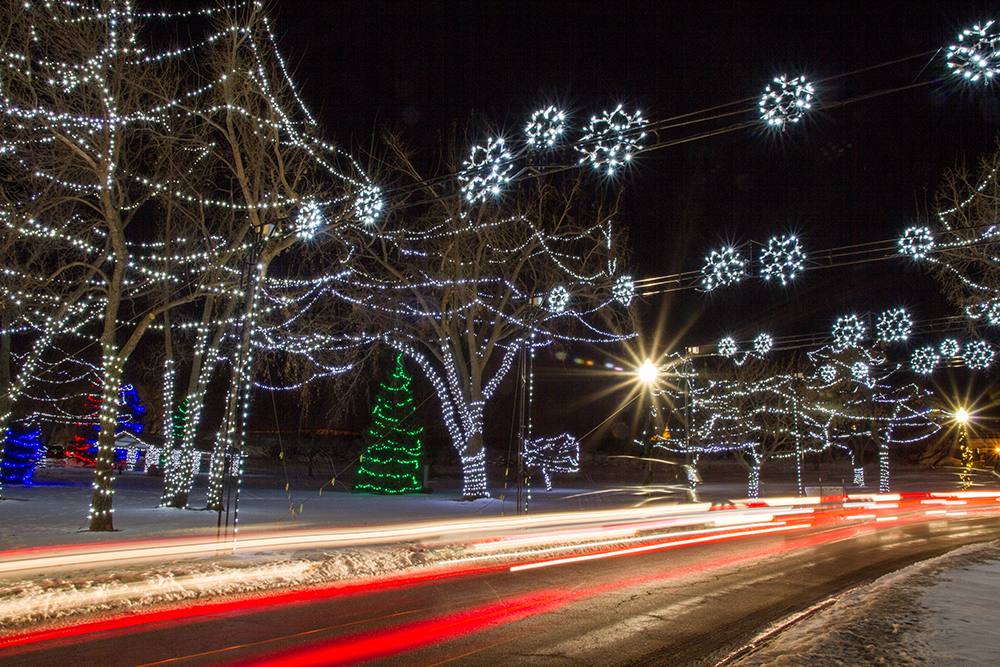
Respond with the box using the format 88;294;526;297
731;540;1000;666
0;543;454;631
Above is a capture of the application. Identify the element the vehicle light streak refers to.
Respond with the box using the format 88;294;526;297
509;524;808;572
238;588;579;667
464;521;790;564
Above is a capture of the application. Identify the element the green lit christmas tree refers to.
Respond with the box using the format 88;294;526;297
354;353;424;494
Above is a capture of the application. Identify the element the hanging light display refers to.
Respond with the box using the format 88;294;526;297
832;314;866;350
759;235;806;285
898;226;935;259
525;106;568;150
612;274;635;306
947;21;1000;84
576;105;647;175
459;138;514;204
911;346;940;374
876;308;912;344
964;340;995;370
701;247;746;291
759;75;815;127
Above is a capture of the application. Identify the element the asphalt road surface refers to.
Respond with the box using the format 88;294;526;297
3;510;1000;667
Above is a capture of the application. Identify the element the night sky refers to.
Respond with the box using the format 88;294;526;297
270;0;1000;351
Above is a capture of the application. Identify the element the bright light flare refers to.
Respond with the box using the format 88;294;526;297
638;358;658;383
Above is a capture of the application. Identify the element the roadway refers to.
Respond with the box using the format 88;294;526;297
2;494;1000;666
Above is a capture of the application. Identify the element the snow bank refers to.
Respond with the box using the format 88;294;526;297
731;540;1000;666
0;543;455;630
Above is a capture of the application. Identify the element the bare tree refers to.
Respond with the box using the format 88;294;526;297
0;2;234;529
327;134;637;497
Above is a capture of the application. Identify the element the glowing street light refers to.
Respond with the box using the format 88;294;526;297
638;358;658;384
955;407;970;424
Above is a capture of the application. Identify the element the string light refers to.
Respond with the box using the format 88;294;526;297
759;235;806;284
876;308;912;344
524;434;580;491
547;285;570;313
940;339;961;357
576;105;647;175
754;333;774;356
612;275;635;306
963;340;995;370
947;21;1000;84
832;314;866;351
911;346;940;374
354;353;424;494
701;247;746;291
525;106;567;150
898;225;934;259
459;137;513;204
759;75;815;127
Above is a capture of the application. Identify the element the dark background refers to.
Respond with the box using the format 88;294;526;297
269;0;1000;351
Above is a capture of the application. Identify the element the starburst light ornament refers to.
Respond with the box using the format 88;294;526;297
832;314;866;350
940;339;961;358
819;364;837;383
759;75;815;128
718;336;738;358
851;361;870;382
876;308;912;344
547;285;570;313
760;235;806;284
701;247;747;291
964;340;995;370
612;274;634;306
754;333;774;356
576;105;647;175
525;106;567;150
295;200;324;240
460;138;513;204
912;346;940;375
353;184;383;226
947;21;1000;84
898;226;934;260
988;301;1000;326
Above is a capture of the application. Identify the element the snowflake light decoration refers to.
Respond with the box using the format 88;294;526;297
988;301;1000;326
964;340;995;370
832;314;866;350
547;285;570;313
940;339;961;358
352;184;383;226
819;364;837;383
612;275;634;307
718;337;738;358
754;333;774;356
876;308;912;344
701;247;746;291
525;106;567;150
759;75;815;128
947;21;1000;84
759;235;806;285
576;105;647;175
898;226;934;260
912;346;940;375
460;138;513;204
851;362;870;382
295;200;324;240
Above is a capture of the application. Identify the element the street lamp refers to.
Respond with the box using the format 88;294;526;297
639;358;658;384
956;408;969;424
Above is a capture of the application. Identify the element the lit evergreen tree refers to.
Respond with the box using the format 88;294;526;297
354;353;423;494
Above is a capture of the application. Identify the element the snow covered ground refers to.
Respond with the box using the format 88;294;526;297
731;541;1000;666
